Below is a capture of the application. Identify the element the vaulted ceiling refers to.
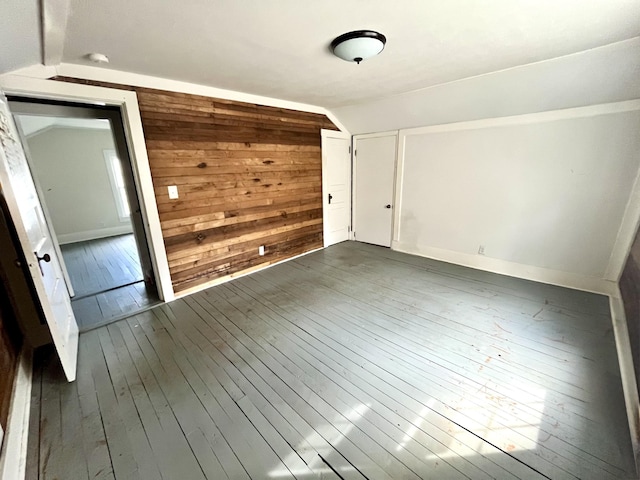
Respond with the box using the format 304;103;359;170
2;0;639;109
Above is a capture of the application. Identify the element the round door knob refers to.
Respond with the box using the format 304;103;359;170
385;204;392;209
36;253;51;263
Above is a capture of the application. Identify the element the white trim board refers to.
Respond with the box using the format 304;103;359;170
399;99;640;136
41;0;70;67
609;288;640;476
3;63;350;133
0;347;33;480
0;75;175;302
392;240;617;296
56;63;326;114
57;225;134;245
3;64;350;133
352;129;399;140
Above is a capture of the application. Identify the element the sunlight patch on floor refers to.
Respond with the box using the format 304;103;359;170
268;403;371;478
421;385;547;459
384;383;546;459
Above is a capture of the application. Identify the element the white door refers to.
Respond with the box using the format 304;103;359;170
12;114;75;298
0;92;79;381
354;134;397;247
322;130;351;247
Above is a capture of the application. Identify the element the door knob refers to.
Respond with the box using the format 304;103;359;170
385;204;392;209
36;253;51;263
35;253;51;277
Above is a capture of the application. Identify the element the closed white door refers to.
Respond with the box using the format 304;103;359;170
0;92;79;381
354;134;397;247
322;130;351;247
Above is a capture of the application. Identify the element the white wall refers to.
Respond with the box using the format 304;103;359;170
393;104;640;292
24;126;133;244
332;38;640;135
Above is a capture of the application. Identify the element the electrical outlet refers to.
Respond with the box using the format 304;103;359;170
478;245;485;255
258;245;265;256
167;185;179;199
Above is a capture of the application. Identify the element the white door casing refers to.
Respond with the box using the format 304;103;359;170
0;75;174;304
0;92;79;381
353;133;397;247
321;129;351;247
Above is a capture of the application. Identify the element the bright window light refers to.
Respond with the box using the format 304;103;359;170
104;149;130;221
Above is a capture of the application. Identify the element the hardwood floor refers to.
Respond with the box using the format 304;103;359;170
27;241;636;479
70;281;160;331
61;234;143;298
61;234;160;331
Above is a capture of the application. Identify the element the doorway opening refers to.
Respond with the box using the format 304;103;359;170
8;98;160;331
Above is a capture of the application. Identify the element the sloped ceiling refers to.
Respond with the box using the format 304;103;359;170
334;38;640;134
3;0;640;113
59;0;639;108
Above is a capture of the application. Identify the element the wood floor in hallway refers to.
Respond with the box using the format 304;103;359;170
27;241;636;479
61;234;143;298
61;234;159;331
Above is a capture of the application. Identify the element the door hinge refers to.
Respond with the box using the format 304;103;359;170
348;145;351;154
348;225;351;232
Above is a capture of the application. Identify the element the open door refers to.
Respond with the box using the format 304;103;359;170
0;91;78;381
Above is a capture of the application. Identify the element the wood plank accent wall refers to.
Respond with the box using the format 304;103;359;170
54;77;338;293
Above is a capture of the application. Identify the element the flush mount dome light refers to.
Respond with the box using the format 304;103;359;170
87;52;109;63
331;30;386;64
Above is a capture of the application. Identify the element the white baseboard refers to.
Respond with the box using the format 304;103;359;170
57;225;134;245
609;289;640;478
392;241;617;296
0;347;33;480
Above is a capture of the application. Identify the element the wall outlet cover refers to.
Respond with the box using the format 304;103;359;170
168;185;179;199
259;245;265;256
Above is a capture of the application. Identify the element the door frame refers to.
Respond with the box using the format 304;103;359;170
321;129;351;247
0;75;174;302
352;130;399;245
10;101;156;300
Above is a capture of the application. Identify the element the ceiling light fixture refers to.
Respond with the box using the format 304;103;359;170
87;53;109;64
331;30;386;64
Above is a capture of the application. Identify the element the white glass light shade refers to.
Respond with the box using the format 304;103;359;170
331;31;386;64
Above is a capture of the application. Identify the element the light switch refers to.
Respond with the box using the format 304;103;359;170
168;185;179;199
